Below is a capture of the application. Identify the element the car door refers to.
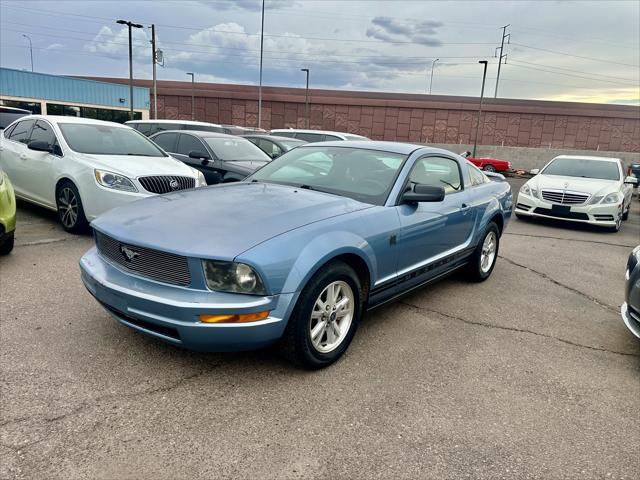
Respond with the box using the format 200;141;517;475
0;118;36;198
21;120;61;206
174;133;221;184
394;155;475;285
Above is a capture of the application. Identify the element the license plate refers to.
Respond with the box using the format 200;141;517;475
551;204;571;214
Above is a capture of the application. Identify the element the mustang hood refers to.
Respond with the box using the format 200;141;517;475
91;182;371;259
532;174;618;196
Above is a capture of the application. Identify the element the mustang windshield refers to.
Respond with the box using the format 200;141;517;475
59;123;167;157
542;158;620;181
247;146;407;205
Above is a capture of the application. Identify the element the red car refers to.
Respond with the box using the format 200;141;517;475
461;152;512;172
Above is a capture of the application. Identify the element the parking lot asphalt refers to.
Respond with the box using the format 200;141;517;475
1;178;639;479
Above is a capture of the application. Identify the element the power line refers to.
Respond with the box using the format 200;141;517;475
508;59;639;82
505;63;638;87
511;42;640;68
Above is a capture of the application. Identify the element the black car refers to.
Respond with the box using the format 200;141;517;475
150;130;271;184
242;134;307;159
622;246;640;339
0;106;31;130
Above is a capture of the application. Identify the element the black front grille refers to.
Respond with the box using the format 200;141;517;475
138;175;195;194
533;207;589;221
95;232;192;286
99;301;180;340
541;189;589;205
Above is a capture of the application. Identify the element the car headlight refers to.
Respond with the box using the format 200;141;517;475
195;170;207;188
94;169;137;192
203;260;267;295
601;192;621;204
520;184;538;197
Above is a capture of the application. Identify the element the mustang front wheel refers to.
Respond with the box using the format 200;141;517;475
279;261;361;369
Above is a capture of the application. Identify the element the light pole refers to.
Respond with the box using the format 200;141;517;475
187;72;195;120
257;0;265;128
22;34;33;72
472;60;489;158
116;19;143;120
429;58;439;94
301;68;309;128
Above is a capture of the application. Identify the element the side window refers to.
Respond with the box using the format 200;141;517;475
30;121;56;145
323;134;342;141
467;164;488;186
176;134;206;156
8;119;36;144
152;132;178;152
136;123;151;136
296;132;324;142
409;156;462;194
258;139;282;158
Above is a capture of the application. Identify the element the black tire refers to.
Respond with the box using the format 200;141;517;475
56;181;89;234
466;222;500;282
0;234;14;255
278;261;362;369
483;164;497;173
622;205;629;221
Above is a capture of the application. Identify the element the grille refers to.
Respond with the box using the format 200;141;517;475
138;175;195;194
95;232;192;286
541;189;589;205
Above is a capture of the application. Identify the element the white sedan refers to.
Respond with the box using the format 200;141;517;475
0;116;206;232
515;155;637;232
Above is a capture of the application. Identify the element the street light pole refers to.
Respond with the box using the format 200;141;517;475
22;34;33;72
472;60;489;158
301;68;309;128
117;19;143;121
257;0;265;129
187;72;195;120
429;58;439;94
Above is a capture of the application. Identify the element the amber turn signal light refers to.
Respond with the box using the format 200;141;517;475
200;310;270;323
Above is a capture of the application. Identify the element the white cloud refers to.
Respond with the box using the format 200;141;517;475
84;26;150;60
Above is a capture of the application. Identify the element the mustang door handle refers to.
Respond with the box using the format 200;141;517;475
461;203;471;214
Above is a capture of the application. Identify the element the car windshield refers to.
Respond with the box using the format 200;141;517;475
205;137;270;161
59;123;166;156
541;158;620;181
247;146;407;206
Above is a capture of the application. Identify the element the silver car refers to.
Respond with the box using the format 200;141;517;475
621;245;640;338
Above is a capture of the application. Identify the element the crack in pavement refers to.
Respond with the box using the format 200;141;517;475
0;366;217;435
498;255;619;313
504;231;637;248
399;301;639;358
17;237;85;247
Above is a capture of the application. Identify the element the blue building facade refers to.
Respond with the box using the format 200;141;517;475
0;68;149;122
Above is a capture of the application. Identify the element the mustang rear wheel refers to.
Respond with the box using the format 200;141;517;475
279;261;361;369
466;222;500;282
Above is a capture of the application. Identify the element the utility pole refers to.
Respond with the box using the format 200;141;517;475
22;34;33;72
257;0;265;129
429;58;439;94
301;68;309;128
186;72;195;120
494;24;510;98
150;24;158;119
117;19;143;120
473;60;489;158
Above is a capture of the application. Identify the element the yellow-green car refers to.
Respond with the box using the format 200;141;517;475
0;169;16;255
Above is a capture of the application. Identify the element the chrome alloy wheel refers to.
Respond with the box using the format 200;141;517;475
309;280;354;353
58;187;79;229
480;231;497;273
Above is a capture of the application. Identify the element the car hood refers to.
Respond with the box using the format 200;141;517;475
91;182;372;259
79;154;196;178
223;160;270;172
531;174;619;195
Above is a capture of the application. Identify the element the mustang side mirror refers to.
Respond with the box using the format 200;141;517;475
402;184;445;204
624;175;638;185
530;168;540;175
27;140;53;153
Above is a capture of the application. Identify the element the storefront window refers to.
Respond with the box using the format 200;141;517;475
46;103;142;123
0;99;42;114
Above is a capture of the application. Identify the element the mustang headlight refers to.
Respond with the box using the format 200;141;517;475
94;169;137;192
601;192;621;204
195;170;207;188
203;260;267;295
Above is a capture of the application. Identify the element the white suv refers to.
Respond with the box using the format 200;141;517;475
0;116;205;232
270;129;369;142
515;155;637;232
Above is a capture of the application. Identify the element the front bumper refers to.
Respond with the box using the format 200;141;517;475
80;246;297;352
515;193;621;227
621;303;640;339
81;181;153;222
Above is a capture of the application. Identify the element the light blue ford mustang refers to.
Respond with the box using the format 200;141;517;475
80;141;512;369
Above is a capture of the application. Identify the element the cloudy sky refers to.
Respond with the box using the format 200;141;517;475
1;0;639;104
